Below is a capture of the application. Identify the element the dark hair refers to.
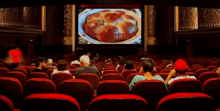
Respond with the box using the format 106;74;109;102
125;60;134;70
119;57;126;65
35;57;46;67
137;56;141;60
142;58;154;73
177;70;187;75
74;55;79;61
57;60;67;71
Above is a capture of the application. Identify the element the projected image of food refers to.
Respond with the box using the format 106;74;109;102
78;9;141;44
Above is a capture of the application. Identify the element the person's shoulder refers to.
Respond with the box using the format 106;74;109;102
134;75;145;80
154;75;165;81
188;75;196;79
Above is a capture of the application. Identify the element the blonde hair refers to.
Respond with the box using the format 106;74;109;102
47;59;53;65
80;55;90;65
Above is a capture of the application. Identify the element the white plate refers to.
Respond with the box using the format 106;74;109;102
78;9;142;44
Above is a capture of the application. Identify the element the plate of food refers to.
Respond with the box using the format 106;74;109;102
78;9;141;44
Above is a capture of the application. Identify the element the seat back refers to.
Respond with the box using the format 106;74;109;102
24;78;56;98
20;94;80;111
168;79;201;94
0;95;14;111
117;65;125;73
102;74;124;81
6;71;27;86
0;77;23;108
126;73;144;84
202;78;220;108
76;73;100;90
192;66;204;72
206;65;217;71
29;72;49;79
195;68;209;79
60;79;93;111
12;68;28;78
157;93;215;111
97;80;129;96
51;73;73;93
155;67;162;73
0;68;10;77
88;94;149;111
0;63;6;68
103;70;119;75
121;70;137;80
133;80;167;111
160;69;171;73
47;69;54;79
198;71;219;85
68;69;76;76
186;72;196;76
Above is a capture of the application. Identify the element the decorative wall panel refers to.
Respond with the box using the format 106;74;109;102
179;7;198;30
63;5;73;45
147;5;156;45
23;6;41;29
198;8;220;29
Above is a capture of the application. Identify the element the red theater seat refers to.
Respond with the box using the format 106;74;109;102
168;79;201;94
12;68;28;78
103;70;119;75
126;73;144;84
24;78;56;97
133;80;167;111
191;64;201;68
60;79;93;111
192;66;204;72
76;73;100;90
121;70;137;80
202;78;220;108
68;69;76;76
157;93;215;111
198;72;219;85
51;73;73;92
160;69;171;73
6;71;27;87
47;69;54;78
88;94;149;111
102;74;124;81
20;94;80;111
155;67;162;73
0;68;10;77
0;95;19;111
0;77;23;108
0;63;6;68
186;72;196;76
206;65;217;71
195;68;209;79
117;65;125;73
29;72;49;79
97;80;129;96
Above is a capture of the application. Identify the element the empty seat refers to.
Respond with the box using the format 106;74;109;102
121;70;137;80
157;65;166;69
195;68;209;79
202;78;220;108
168;79;201;94
0;68;10;77
126;73;144;84
102;74;124;81
206;65;217;71
157;93;215;111
51;73;73;92
60;79;93;111
192;66;204;72
191;64;201;68
97;80;129;96
160;69;171;73
76;73;100;90
0;77;23;108
0;63;6;68
20;94;80;111
133;80;167;111
69;69;76;76
154;73;169;80
186;72;196;76
103;70;119;75
29;72;49;79
24;78;56;97
88;94;149;111
6;71;27;87
155;67;162;73
198;71;219;85
12;68;28;78
47;69;54;79
26;66;36;74
0;95;18;111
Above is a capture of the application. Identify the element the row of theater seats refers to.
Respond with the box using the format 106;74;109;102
0;76;220;111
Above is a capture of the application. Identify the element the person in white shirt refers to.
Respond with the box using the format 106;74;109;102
45;59;57;69
164;59;196;89
70;55;80;65
51;59;73;79
116;57;126;70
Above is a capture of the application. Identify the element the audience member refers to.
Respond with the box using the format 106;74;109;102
51;59;72;78
45;59;57;69
121;60;136;74
75;55;99;78
164;59;196;89
29;57;48;74
116;57;126;70
70;55;80;65
6;46;24;70
166;59;175;67
129;58;164;93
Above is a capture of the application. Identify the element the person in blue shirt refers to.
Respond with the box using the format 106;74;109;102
129;58;164;93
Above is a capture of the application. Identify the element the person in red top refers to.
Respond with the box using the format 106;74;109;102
6;46;24;70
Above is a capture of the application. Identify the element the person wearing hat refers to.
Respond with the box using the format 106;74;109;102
29;57;48;75
164;59;196;89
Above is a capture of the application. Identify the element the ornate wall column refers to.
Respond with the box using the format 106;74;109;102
146;5;156;46
179;7;198;30
198;8;220;29
63;5;73;46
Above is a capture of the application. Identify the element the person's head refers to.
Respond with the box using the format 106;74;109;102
36;57;47;68
142;58;154;73
57;60;67;71
170;59;176;64
119;57;126;66
80;55;90;67
174;59;187;75
47;59;53;65
125;60;134;70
